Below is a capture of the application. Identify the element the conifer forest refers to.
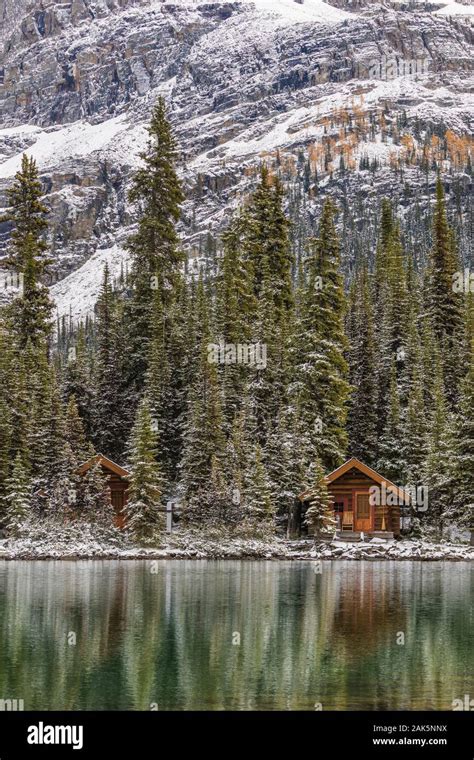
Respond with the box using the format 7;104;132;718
2;0;474;733
0;96;472;548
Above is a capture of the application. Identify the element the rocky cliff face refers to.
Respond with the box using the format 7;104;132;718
0;0;472;319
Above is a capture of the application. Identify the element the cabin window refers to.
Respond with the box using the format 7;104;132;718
333;502;344;513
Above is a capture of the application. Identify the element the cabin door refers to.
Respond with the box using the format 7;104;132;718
354;492;373;532
111;490;126;529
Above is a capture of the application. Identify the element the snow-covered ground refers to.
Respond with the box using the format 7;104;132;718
1;523;472;560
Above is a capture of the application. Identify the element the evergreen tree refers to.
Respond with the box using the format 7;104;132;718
125;396;164;542
304;459;336;539
62;324;95;439
244;443;274;525
65;395;93;463
404;354;428;487
125;97;184;395
0;316;14;519
27;343;57;490
216;214;257;427
427;176;464;403
1;154;53;347
5;453;31;535
423;356;456;539
347;265;378;465
180;274;226;500
94;264;122;461
374;213;410;441
377;362;405;483
448;346;474;532
295;198;351;470
264;407;306;524
163;276;194;481
143;292;172;486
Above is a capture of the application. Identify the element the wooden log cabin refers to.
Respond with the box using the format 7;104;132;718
77;454;130;529
292;457;411;538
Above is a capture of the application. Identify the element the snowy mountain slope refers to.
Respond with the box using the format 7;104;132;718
0;0;472;321
434;1;474;15
49;243;128;323
234;0;354;21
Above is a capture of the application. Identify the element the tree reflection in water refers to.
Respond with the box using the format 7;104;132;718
0;560;472;710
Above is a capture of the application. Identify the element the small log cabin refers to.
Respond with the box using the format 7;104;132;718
292;457;411;538
77;454;130;529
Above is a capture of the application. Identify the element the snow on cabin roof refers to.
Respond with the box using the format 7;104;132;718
77;453;130;479
299;457;411;504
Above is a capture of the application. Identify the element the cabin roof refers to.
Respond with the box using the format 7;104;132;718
77;453;130;479
299;457;411;504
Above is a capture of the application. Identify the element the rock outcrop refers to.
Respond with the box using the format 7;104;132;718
0;0;472;319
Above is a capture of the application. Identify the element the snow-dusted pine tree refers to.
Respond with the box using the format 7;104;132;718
5;453;31;536
125;396;164;542
446;348;474;534
422;353;456;539
347;265;378;466
295;198;350;471
304;459;336;541
244;443;274;526
1;153;53;348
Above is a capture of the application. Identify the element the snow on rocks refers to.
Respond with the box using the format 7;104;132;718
50;243;128;324
1;521;473;561
305;538;474;561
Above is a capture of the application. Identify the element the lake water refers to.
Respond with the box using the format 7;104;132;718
0;560;472;710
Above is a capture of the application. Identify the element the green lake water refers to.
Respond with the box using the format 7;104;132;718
0;560;472;710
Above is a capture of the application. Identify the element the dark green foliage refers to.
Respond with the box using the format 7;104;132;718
427;177;464;404
1;154;53;347
0;107;471;546
125;396;164;542
125;97;184;395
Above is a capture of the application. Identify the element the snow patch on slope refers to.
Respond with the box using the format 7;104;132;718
434;1;474;14
50;244;128;324
246;0;353;22
162;0;352;23
0;116;130;178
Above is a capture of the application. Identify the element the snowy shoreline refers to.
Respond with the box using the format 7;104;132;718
1;532;473;562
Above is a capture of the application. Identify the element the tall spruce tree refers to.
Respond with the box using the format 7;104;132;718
94;264;122;461
377;362;405;484
125;396;164;541
125;97;184;396
448;345;474;532
244;442;274;525
1;154;53;347
423;355;456;539
216;214;257;428
295;198;351;470
347;265;378;465
143;290;178;491
180;274;226;501
427;176;464;404
62;324;95;440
